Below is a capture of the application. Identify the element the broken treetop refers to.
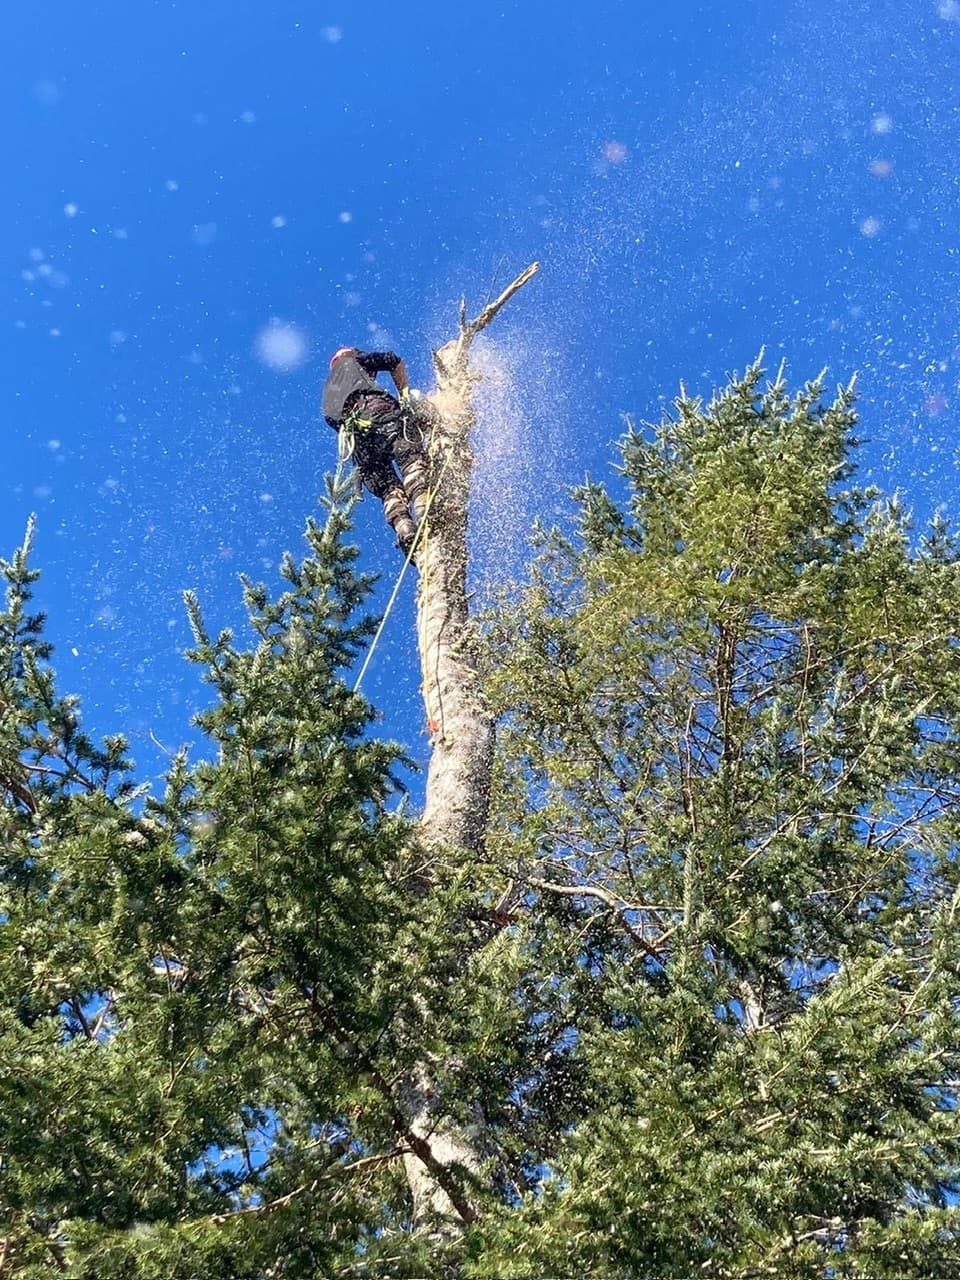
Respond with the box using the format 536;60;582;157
322;350;403;429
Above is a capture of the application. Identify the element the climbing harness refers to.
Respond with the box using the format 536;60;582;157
331;407;381;506
400;405;425;446
338;407;377;465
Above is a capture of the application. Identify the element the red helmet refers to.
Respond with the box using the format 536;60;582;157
329;346;357;369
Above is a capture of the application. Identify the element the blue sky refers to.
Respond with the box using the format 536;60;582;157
3;0;959;785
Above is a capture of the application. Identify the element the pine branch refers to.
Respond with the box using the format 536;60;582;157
208;1149;412;1225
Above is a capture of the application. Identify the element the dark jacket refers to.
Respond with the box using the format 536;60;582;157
322;350;402;429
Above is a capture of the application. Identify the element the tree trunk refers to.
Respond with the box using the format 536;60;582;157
400;263;539;1228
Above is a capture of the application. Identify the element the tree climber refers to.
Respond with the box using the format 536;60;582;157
322;346;432;556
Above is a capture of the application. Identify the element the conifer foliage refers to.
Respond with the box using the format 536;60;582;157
0;502;491;1277
477;359;960;1276
2;360;960;1278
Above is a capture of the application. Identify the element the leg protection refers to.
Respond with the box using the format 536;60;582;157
381;483;416;554
398;453;430;521
382;482;412;529
394;431;431;522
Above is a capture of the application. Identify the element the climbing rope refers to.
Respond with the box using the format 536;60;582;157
351;441;454;695
322;411;370;540
338;419;355;466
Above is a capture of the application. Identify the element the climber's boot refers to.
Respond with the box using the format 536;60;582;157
393;515;417;556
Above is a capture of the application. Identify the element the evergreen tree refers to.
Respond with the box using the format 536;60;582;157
0;499;505;1277
4;355;960;1279
473;358;960;1277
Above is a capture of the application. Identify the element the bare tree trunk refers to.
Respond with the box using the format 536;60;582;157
399;263;539;1229
418;262;539;853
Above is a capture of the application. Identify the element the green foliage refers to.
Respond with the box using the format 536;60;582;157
474;357;960;1276
4;359;960;1278
0;507;513;1277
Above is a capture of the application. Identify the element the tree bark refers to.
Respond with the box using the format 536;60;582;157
417;262;539;853
400;263;540;1228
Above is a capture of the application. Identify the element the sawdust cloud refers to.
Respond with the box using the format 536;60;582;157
467;329;574;603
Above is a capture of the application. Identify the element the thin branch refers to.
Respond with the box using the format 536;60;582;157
527;876;677;961
209;1149;411;1225
464;261;540;338
1;773;37;814
493;877;515;915
526;877;675;916
67;998;95;1041
433;261;540;380
211;1181;317;1225
91;990;119;1040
